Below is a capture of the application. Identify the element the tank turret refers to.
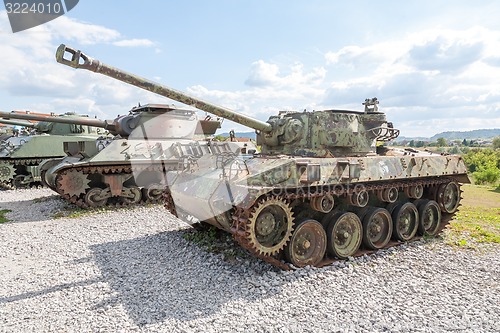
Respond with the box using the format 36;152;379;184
57;45;398;157
2;103;246;208
0;111;106;136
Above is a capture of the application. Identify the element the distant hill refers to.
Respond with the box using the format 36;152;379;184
430;129;500;141
395;136;429;142
218;129;500;142
396;129;500;142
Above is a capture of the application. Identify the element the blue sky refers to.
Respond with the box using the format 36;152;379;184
0;1;499;136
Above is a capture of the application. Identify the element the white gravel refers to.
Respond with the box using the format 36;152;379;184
0;188;499;333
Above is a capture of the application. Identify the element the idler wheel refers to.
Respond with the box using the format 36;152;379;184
245;196;294;256
392;202;419;241
121;187;142;204
416;200;442;236
436;182;460;213
284;219;326;267
326;212;362;259
12;175;29;189
85;188;109;207
405;184;423;199
361;207;393;250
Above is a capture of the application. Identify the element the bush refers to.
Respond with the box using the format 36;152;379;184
463;149;500;185
448;146;461;154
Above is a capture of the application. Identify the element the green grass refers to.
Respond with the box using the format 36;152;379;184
182;223;248;261
451;207;500;244
446;184;500;246
0;209;12;223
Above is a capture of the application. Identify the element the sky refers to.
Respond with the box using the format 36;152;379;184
0;0;499;137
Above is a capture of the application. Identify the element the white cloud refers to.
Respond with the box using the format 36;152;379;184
319;27;500;136
0;11;159;119
184;26;500;136
45;15;120;45
1;8;499;138
186;61;328;128
113;39;155;47
245;60;326;89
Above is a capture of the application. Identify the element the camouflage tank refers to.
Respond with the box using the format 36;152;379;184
57;45;470;269
0;112;104;188
165;99;470;269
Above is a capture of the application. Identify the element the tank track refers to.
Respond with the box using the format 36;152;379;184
55;163;173;208
0;158;46;189
168;177;462;270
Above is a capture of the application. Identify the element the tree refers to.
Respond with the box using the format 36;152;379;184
448;146;460;154
415;141;425;148
462;138;468;146
436;137;447;147
493;136;500;150
463;148;500;184
212;135;227;141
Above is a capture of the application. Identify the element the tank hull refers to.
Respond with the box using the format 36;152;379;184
0;134;101;188
43;138;257;208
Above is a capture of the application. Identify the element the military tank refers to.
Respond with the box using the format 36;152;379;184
162;98;470;269
57;45;469;269
1;104;244;207
0;112;104;189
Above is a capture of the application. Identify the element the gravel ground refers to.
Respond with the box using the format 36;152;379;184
0;188;499;333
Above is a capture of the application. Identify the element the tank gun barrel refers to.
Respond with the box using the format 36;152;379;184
56;44;273;133
0;111;116;132
0;118;36;128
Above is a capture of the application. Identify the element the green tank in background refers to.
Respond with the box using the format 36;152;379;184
57;45;469;269
0;112;105;189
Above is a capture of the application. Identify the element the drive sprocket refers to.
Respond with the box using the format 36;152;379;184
244;196;294;256
57;169;91;197
0;162;15;182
